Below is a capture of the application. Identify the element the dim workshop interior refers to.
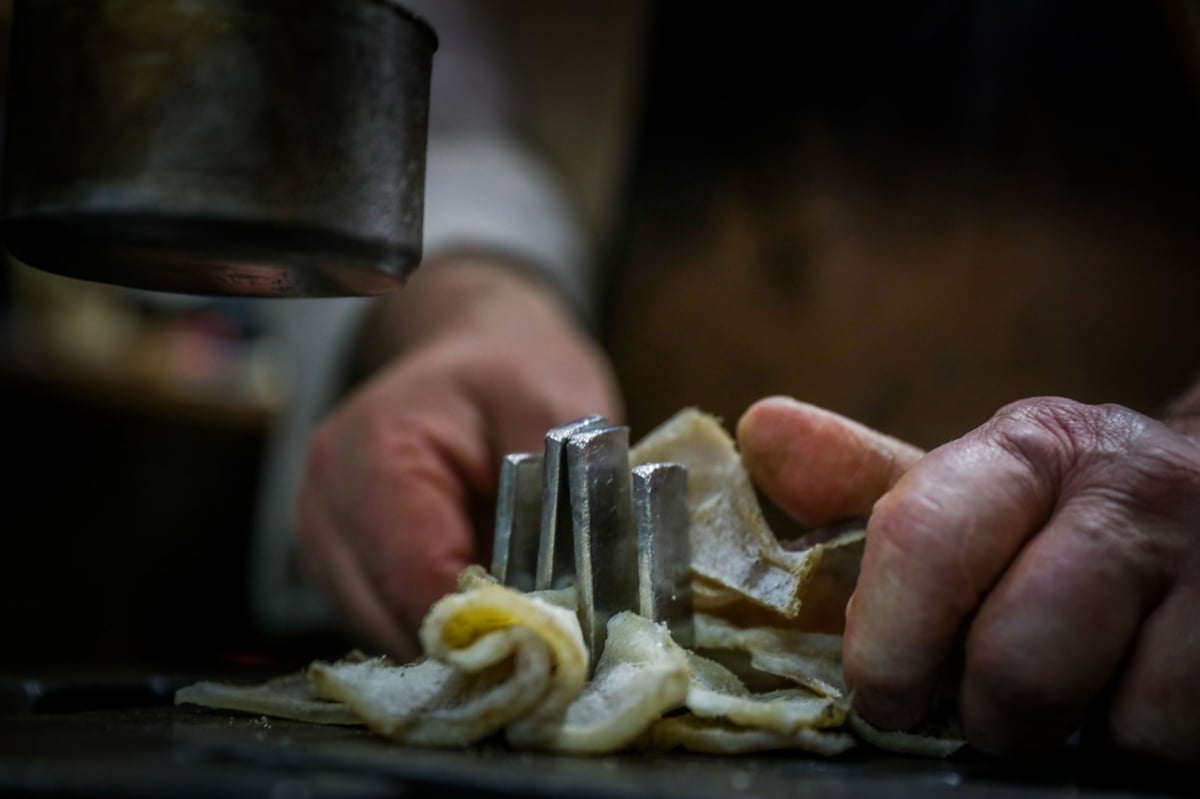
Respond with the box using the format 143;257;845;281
1;2;1198;796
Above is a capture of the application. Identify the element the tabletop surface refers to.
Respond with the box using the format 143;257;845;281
0;676;1191;799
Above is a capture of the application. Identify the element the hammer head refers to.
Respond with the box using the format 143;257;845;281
1;0;437;297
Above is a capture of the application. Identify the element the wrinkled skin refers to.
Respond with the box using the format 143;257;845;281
738;395;1200;765
296;254;1198;764
296;259;622;659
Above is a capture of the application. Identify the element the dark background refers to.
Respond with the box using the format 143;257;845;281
606;1;1200;447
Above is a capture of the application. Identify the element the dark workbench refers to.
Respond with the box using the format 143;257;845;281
0;675;1191;799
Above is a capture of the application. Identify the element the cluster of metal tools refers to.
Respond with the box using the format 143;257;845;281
491;416;694;669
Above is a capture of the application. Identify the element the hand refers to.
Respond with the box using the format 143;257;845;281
295;257;622;659
738;395;1200;764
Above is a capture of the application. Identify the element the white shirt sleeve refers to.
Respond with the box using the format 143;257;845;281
248;0;591;635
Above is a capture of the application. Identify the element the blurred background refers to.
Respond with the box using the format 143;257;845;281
2;0;1199;675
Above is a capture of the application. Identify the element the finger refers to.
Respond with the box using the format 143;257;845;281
736;396;924;526
957;491;1162;754
1105;575;1200;764
296;488;420;660
846;398;1192;742
300;385;483;640
844;399;1072;730
344;410;482;631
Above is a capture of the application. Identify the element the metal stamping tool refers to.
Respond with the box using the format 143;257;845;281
490;453;545;592
535;415;608;590
567;425;640;670
491;416;694;671
632;462;694;649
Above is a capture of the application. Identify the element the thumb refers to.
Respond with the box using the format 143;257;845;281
736;396;924;527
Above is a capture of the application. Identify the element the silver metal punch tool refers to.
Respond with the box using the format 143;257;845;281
491;416;694;669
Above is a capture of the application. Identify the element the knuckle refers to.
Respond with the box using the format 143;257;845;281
996;395;1115;438
990;399;1200;570
985;397;1113;481
985;399;1200;525
987;397;1166;479
1108;441;1200;524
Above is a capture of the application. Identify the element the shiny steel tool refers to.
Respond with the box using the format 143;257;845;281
490;453;544;592
491;416;694;669
632;463;693;649
537;416;608;590
566;425;640;664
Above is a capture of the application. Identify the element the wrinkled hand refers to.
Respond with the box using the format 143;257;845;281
738;395;1200;764
296;259;622;659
